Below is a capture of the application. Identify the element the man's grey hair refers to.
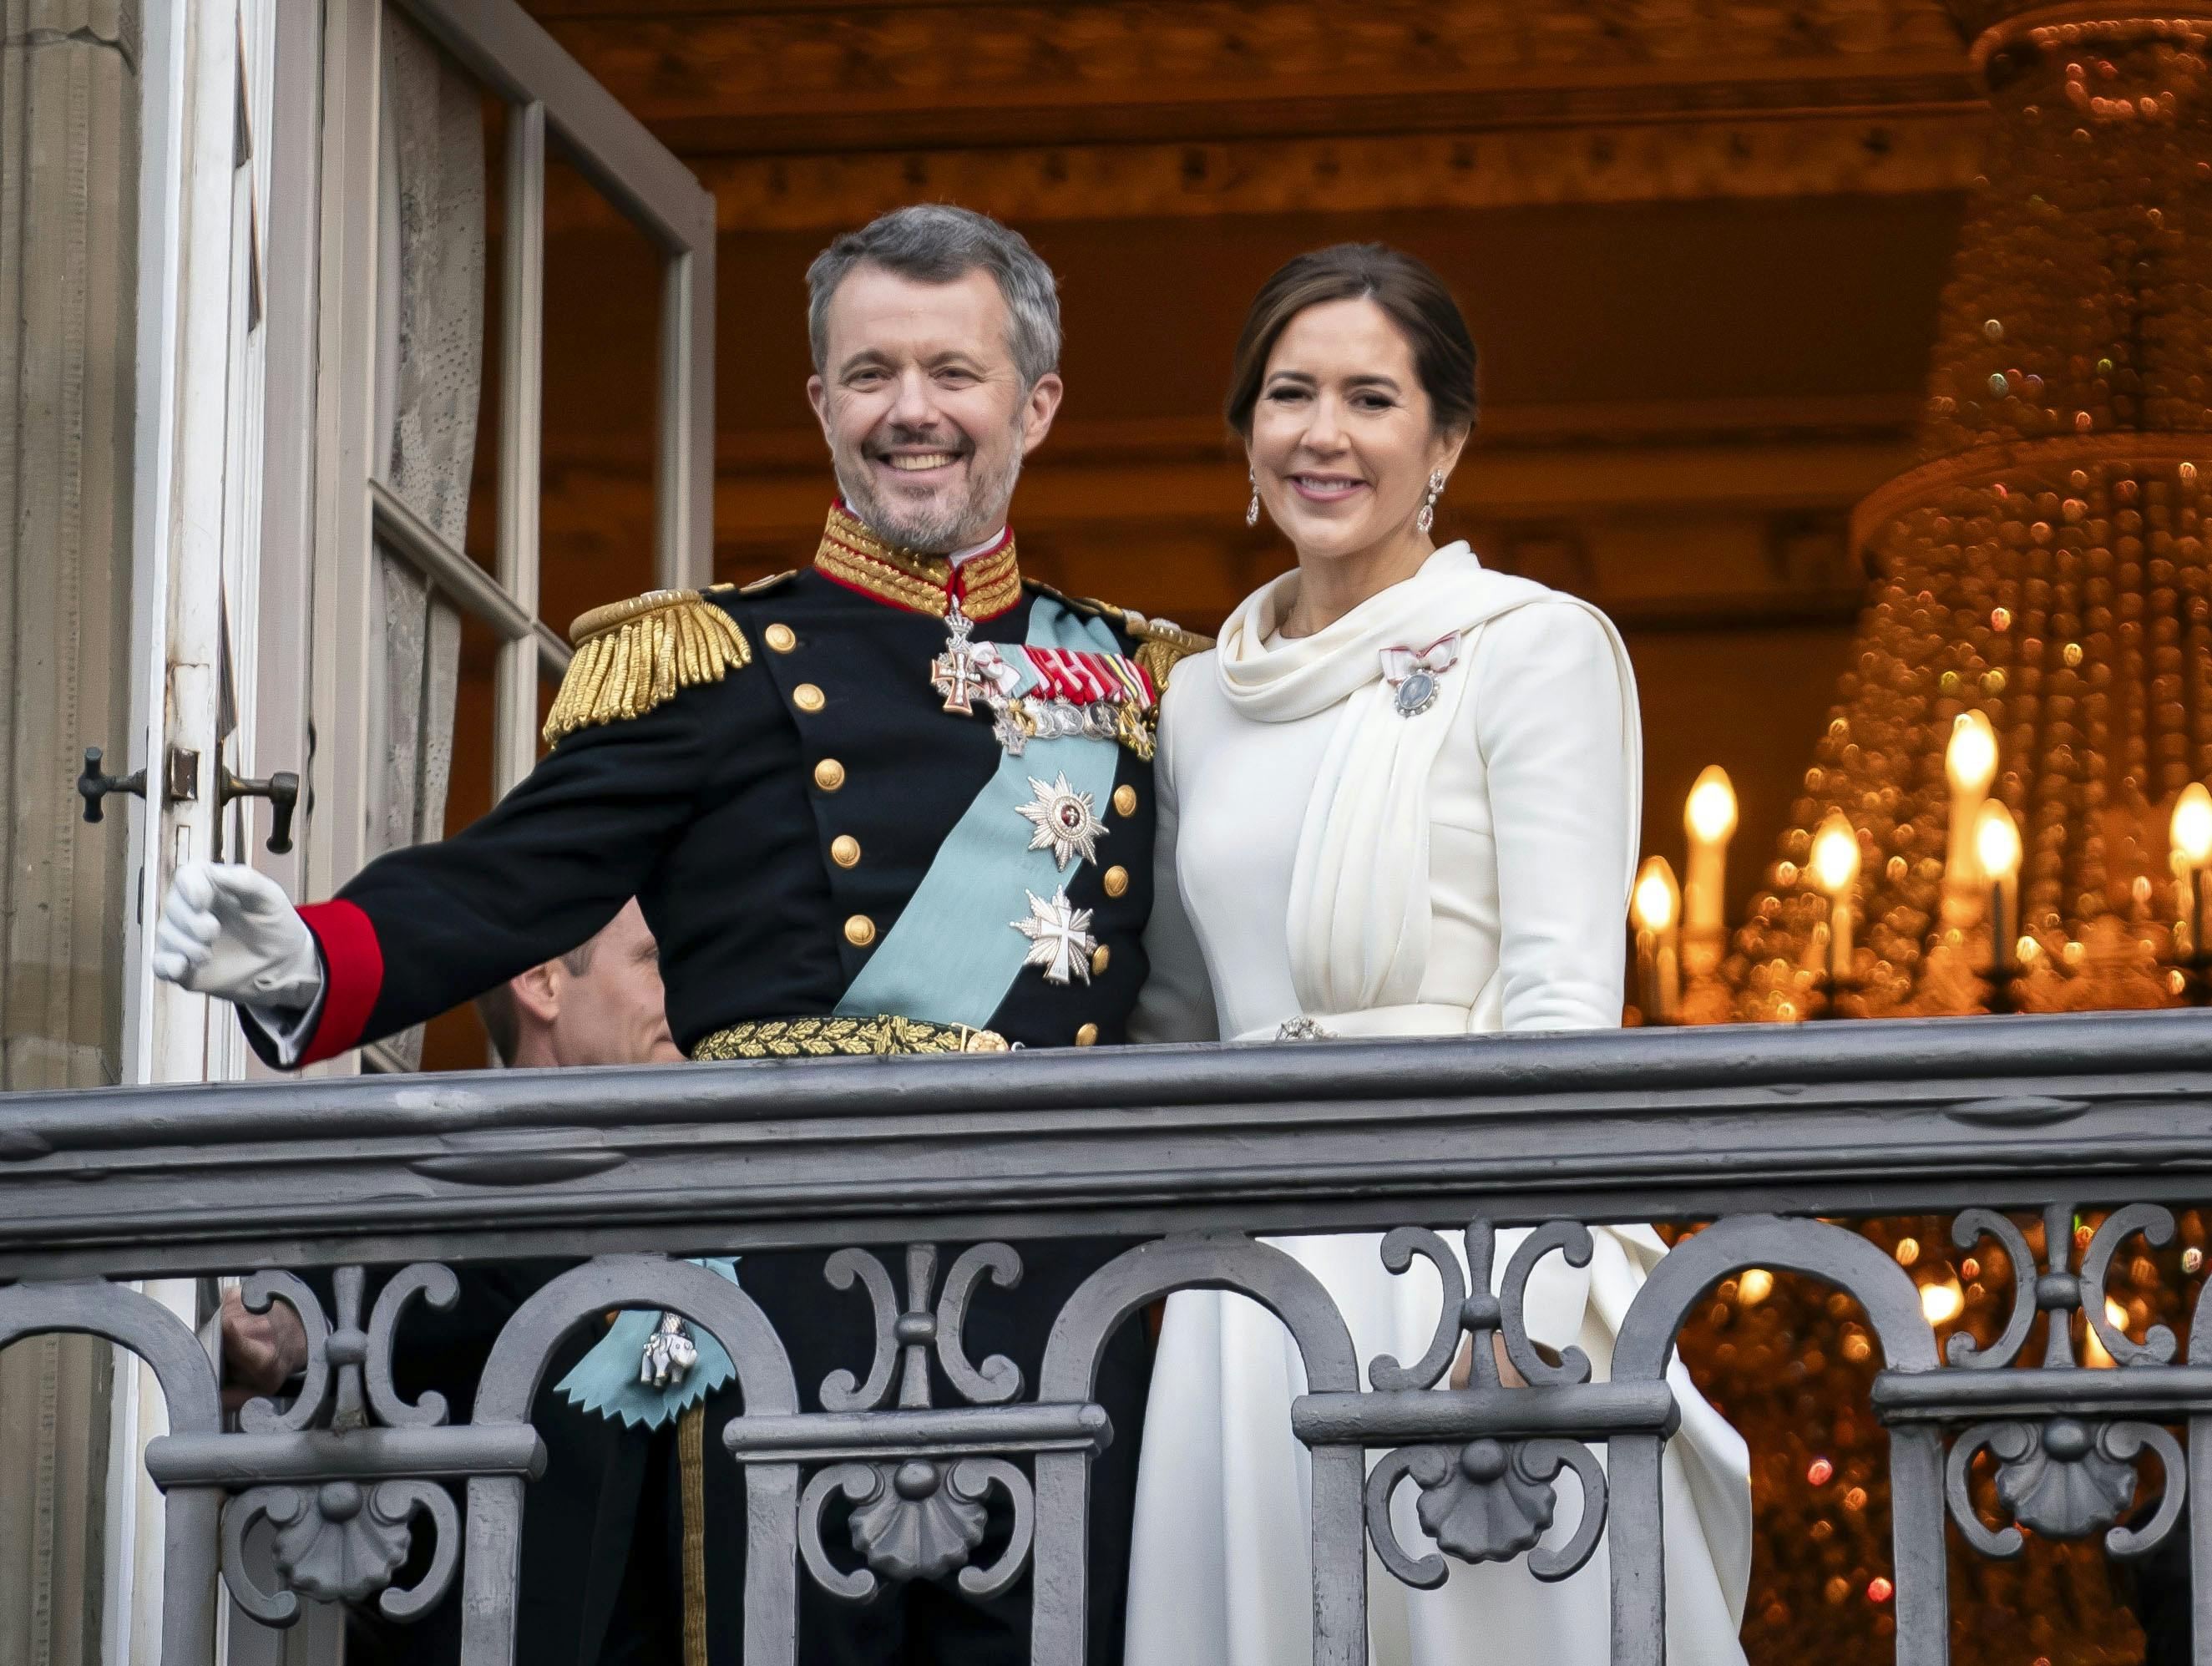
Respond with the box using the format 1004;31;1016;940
807;204;1061;390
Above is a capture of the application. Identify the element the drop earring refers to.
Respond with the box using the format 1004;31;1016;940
1416;468;1445;534
1245;469;1261;529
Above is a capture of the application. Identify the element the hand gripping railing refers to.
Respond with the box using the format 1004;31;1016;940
4;1008;2212;1663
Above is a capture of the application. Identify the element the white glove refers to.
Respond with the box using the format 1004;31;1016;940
152;862;323;1010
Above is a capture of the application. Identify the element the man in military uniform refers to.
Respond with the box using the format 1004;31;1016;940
155;204;1206;1663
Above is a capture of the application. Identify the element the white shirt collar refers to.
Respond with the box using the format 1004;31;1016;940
947;528;1007;568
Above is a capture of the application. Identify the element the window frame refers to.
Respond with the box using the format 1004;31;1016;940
305;0;716;1071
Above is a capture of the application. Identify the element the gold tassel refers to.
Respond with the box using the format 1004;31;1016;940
542;590;752;746
678;1403;709;1666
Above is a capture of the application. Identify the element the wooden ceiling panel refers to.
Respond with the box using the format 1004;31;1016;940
523;0;1989;225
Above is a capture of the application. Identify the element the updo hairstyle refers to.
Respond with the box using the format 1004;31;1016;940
1223;243;1479;441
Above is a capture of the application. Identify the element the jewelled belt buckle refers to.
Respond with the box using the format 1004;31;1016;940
1276;1016;1334;1041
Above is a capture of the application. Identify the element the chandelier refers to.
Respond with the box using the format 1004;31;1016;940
1623;8;2212;1659
1628;3;2212;1030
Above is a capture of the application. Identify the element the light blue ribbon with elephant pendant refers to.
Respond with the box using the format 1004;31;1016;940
559;595;1129;1427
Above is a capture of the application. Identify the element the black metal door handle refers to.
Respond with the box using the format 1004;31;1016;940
76;747;145;824
218;768;301;855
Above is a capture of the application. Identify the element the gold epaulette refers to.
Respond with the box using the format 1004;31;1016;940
543;589;752;746
1025;580;1214;696
1118;610;1213;695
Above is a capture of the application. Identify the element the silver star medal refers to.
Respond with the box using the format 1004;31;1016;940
963;645;1034;754
1015;772;1108;868
1012;888;1097;985
931;599;989;715
990;702;1034;756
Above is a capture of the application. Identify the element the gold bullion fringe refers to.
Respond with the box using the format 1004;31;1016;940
1121;610;1212;696
679;1403;708;1666
544;591;753;746
691;1015;1010;1059
1114;701;1159;762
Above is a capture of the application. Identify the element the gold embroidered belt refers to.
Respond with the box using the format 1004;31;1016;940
690;1014;1010;1060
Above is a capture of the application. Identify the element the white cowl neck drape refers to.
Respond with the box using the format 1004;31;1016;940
1211;539;1640;1025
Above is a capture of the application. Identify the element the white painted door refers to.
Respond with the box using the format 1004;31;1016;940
102;0;716;1654
104;2;285;1660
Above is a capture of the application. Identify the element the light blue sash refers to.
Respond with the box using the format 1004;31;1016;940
834;595;1126;1027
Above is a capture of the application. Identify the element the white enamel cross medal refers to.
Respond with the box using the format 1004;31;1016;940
1012;888;1097;985
932;598;989;715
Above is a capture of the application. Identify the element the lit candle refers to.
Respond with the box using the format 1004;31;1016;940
2172;783;2212;956
1631;855;1682;1022
2171;851;2195;958
1944;712;1998;895
1810;813;1860;980
1683;765;1738;937
1973;799;2022;975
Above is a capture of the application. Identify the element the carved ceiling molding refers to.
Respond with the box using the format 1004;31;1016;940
527;3;1992;223
636;73;1986;160
537;3;1971;139
532;112;1989;230
536;6;1982;160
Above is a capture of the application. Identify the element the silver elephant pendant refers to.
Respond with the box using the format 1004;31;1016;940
640;1311;699;1389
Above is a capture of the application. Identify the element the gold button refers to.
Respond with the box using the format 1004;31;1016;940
831;834;861;868
793;682;826;713
764;622;797;654
843;914;876;947
1101;865;1129;898
813;758;846;792
1091;944;1111;975
1075;1023;1099;1047
1112;784;1138;818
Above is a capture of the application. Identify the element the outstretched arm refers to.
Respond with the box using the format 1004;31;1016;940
156;622;763;1067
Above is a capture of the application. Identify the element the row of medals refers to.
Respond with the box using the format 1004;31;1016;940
932;600;1112;990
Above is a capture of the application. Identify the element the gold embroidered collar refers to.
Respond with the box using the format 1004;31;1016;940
812;501;1023;621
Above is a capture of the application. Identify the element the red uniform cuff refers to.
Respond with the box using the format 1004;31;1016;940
294;900;384;1064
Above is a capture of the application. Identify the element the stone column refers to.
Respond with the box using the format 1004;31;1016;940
0;2;141;1661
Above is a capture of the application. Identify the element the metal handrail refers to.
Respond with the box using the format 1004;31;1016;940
3;1007;2209;1280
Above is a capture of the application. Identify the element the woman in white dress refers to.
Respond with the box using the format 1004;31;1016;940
1124;246;1753;1666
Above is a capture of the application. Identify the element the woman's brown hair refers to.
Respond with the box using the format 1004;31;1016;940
1224;243;1478;440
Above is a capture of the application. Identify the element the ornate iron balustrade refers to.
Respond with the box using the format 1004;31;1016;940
5;1008;2212;1664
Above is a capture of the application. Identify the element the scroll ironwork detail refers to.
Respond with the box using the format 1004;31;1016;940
729;1241;1086;1603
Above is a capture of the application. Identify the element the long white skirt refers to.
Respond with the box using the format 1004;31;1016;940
1123;1226;1753;1666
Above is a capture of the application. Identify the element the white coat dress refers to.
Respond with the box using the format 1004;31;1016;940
1123;543;1752;1666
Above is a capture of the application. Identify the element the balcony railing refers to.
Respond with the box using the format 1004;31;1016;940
4;1009;2211;1664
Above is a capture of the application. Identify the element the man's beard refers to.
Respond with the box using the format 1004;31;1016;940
834;421;1025;554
